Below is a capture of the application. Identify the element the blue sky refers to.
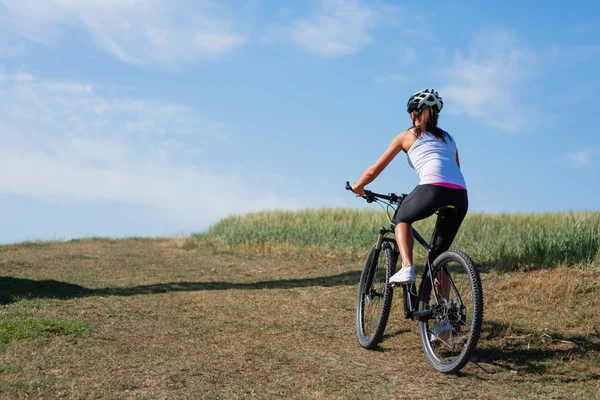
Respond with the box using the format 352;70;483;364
0;0;599;243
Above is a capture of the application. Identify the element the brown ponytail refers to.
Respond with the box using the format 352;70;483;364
411;107;448;142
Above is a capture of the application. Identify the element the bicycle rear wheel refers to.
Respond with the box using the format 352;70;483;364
356;242;396;349
417;250;483;373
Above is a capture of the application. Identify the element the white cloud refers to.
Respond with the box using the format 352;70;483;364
439;30;536;133
0;0;246;65
266;0;376;57
265;2;426;58
194;31;245;53
567;150;594;167
0;150;304;223
43;82;93;94
0;71;305;223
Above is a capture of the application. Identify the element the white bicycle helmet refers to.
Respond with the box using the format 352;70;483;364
407;88;443;115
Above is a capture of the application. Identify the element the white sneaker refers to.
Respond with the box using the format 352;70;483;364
389;265;416;285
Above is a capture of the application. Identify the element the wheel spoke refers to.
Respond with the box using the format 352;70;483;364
418;250;483;373
356;243;396;349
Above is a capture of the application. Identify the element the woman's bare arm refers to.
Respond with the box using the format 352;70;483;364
352;131;411;195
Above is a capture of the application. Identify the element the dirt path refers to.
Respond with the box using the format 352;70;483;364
1;239;599;399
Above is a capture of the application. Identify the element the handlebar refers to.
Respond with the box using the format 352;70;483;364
345;181;405;204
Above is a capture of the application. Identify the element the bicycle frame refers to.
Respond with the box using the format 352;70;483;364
373;205;461;323
376;218;445;319
345;181;462;320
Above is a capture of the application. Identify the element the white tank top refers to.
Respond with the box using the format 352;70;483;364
406;131;467;189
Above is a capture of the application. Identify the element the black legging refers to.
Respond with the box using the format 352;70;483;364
392;184;468;253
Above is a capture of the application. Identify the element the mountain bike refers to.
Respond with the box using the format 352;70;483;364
346;181;483;373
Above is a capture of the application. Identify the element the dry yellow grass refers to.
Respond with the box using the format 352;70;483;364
1;239;599;399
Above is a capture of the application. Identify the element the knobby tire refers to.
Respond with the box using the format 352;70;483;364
417;250;484;373
356;242;396;349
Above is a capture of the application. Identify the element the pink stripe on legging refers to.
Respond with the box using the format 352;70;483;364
432;182;466;190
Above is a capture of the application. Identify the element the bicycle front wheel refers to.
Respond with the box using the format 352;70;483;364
417;250;483;373
356;242;396;349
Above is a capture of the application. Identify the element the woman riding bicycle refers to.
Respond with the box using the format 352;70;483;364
352;88;468;286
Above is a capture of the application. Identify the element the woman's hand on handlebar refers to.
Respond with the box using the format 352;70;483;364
351;182;365;197
346;180;404;204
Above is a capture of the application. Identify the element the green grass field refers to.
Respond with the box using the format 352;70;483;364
1;210;599;398
197;209;600;270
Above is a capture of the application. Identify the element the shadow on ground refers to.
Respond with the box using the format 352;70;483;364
468;320;600;380
0;271;362;304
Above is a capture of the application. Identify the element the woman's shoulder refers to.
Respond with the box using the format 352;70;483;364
395;129;418;152
392;129;416;141
399;128;417;137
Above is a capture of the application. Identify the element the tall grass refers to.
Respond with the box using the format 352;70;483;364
195;209;600;270
453;212;600;269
